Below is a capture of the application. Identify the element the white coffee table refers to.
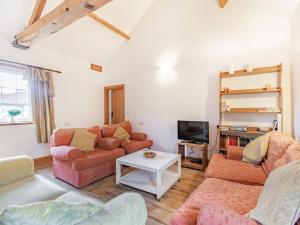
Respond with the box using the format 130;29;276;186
116;150;181;200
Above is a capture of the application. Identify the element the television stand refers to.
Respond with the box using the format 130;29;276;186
177;141;208;171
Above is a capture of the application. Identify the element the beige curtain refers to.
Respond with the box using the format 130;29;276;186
25;67;56;143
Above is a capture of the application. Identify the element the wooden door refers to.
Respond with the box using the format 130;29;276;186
104;85;125;124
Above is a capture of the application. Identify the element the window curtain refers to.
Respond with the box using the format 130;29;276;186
25;67;56;143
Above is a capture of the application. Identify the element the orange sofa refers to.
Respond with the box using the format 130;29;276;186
50;122;153;188
171;132;300;225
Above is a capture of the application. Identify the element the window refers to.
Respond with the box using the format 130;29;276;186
0;66;32;123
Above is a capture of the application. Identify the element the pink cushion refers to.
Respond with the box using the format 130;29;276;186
170;178;262;225
121;140;153;154
198;203;258;225
274;142;300;169
205;154;267;185
97;137;120;150
102;121;132;137
86;125;102;144
52;128;75;146
263;131;294;173
50;146;83;161
72;148;125;171
227;146;244;161
131;132;147;141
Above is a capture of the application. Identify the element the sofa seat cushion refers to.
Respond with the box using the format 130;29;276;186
97;138;121;150
0;175;66;213
205;154;267;185
121;140;153;154
170;178;262;225
72;148;125;171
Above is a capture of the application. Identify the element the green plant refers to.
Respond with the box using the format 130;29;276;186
7;109;21;118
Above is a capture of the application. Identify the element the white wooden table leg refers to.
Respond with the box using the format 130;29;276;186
178;156;181;181
116;160;121;185
156;170;162;200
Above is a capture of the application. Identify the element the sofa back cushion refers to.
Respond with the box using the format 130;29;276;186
102;121;132;137
52;126;101;147
263;131;294;174
70;129;97;152
274;142;300;169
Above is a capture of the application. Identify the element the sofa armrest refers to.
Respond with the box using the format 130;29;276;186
198;203;257;225
97;137;120;150
50;146;83;161
131;132;147;141
227;146;244;161
0;156;34;187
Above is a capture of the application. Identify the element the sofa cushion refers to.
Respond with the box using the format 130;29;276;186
274;142;300;169
242;133;270;164
71;129;97;152
121;140;153;154
113;126;130;141
72;148;125;171
102;121;132;137
131;132;147;141
263;132;294;174
170;178;262;225
205;154;267;185
0;156;34;187
52;128;75;146
97;138;120;150
249;159;300;225
51;146;83;161
52;126;101;147
0;175;66;213
86;125;102;144
198;203;258;225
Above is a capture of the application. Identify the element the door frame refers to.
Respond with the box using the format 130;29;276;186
104;84;125;125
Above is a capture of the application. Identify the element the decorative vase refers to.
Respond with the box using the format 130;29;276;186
9;116;15;123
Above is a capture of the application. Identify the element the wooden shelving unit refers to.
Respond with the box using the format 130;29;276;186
218;64;283;152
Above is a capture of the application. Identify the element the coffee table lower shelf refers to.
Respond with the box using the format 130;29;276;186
117;169;179;200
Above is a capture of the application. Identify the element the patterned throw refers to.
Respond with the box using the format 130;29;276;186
242;133;270;164
0;201;102;225
248;159;300;225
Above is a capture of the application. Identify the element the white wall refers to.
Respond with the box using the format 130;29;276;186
0;36;105;158
291;4;300;140
105;0;292;154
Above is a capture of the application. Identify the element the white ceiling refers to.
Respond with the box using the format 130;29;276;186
0;0;155;63
0;0;299;64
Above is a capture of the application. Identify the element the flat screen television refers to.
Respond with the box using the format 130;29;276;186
178;121;209;144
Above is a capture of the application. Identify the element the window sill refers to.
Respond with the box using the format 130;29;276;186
0;121;34;126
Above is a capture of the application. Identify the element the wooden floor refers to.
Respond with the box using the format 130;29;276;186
36;161;204;225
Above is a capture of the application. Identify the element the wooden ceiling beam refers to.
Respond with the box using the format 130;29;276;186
219;0;229;8
88;13;130;40
27;0;48;26
14;0;112;49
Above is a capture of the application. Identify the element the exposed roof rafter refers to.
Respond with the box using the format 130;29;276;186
27;0;48;26
88;13;130;40
14;0;112;49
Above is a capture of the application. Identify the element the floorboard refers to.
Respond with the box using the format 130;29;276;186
36;162;204;225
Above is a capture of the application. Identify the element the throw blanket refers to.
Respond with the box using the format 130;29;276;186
248;159;300;225
0;201;102;225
